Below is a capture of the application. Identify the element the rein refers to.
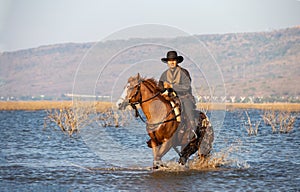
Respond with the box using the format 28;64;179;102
129;80;179;126
131;91;161;106
131;102;179;127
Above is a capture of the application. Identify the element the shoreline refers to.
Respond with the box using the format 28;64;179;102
1;101;300;112
197;102;300;111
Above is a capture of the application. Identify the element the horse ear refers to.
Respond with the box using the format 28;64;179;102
137;73;140;80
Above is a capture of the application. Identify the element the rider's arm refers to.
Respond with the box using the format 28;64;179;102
158;71;168;92
172;69;191;93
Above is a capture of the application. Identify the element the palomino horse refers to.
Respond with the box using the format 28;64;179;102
117;74;214;168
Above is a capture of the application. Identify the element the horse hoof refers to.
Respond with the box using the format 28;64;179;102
153;160;167;169
178;157;187;165
153;165;160;170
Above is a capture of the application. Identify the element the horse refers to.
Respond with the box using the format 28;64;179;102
116;73;214;168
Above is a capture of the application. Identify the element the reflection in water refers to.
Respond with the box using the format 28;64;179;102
0;110;299;191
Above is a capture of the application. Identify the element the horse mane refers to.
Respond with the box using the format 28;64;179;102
141;77;161;93
141;77;179;104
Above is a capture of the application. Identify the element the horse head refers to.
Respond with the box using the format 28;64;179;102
116;73;142;110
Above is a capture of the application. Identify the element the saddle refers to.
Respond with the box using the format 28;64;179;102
161;88;181;122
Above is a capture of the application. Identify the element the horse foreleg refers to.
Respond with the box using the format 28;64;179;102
151;140;164;169
157;138;173;159
152;139;174;169
151;140;160;162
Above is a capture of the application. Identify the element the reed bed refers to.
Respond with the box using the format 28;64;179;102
2;101;296;137
0;101;112;112
43;101;132;135
1;101;300;111
45;102;98;135
244;111;261;136
262;110;296;133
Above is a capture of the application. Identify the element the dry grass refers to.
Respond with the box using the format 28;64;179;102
43;101;131;135
0;101;133;135
0;101;112;111
242;109;296;135
2;101;296;137
244;111;261;136
45;107;79;135
262;110;296;133
0;101;114;135
44;101;99;135
1;101;299;111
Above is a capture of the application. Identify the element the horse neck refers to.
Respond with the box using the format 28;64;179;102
141;80;172;104
140;81;158;101
140;81;169;120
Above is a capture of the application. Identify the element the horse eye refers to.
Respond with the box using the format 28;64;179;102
125;83;130;89
128;86;134;91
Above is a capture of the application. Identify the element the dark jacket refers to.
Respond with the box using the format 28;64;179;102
159;66;192;96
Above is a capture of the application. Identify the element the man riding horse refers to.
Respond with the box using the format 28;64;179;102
159;51;197;138
116;51;213;168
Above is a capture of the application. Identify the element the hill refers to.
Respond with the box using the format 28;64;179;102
0;26;299;101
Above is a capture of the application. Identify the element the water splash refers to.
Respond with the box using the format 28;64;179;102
150;143;250;172
190;144;250;170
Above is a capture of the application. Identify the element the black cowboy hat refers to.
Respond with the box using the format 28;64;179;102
161;51;184;63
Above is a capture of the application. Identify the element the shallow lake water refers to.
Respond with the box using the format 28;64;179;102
0;110;299;191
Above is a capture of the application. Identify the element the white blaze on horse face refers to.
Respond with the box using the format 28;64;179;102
116;83;130;108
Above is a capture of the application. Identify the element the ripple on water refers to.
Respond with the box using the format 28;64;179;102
0;110;299;191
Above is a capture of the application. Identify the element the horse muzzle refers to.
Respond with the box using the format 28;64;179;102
116;99;129;110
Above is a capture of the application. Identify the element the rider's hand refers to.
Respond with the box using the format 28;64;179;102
164;82;173;88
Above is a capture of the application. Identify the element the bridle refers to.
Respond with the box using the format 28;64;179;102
128;80;160;106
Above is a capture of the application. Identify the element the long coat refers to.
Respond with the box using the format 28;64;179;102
159;66;196;121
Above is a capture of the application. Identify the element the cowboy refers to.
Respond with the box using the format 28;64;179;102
158;51;197;134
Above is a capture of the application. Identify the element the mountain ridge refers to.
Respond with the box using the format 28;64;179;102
0;26;299;101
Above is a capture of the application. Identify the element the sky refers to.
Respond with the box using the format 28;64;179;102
0;0;299;52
